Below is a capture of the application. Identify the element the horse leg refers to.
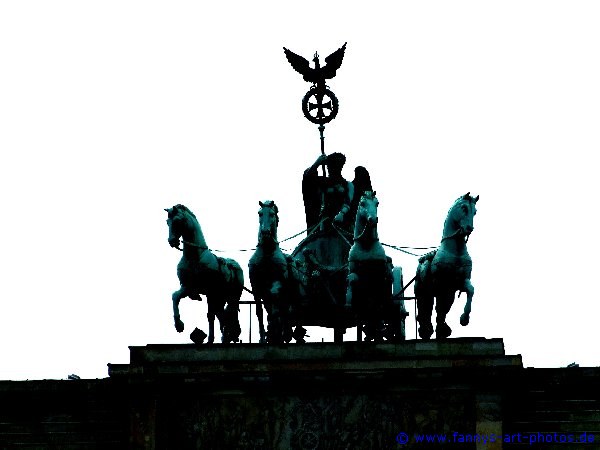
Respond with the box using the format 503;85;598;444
415;265;434;340
391;266;407;341
268;307;282;343
222;300;241;344
370;286;386;343
172;286;187;333
271;281;292;343
261;296;274;343
346;270;362;340
254;294;267;343
416;294;434;340
266;294;282;344
435;290;455;339
363;290;378;342
229;283;242;344
206;297;217;344
345;272;359;309
460;279;475;326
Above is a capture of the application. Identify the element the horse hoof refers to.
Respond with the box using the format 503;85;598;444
283;329;294;344
418;323;434;340
190;328;207;344
174;318;185;333
460;313;470;326
436;322;452;339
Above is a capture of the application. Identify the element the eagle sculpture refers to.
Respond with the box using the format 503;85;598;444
283;42;347;90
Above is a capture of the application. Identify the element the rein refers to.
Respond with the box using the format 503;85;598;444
381;243;422;257
352;221;371;242
174;240;209;252
172;218;327;253
441;228;470;243
171;216;439;257
331;223;352;248
353;220;382;244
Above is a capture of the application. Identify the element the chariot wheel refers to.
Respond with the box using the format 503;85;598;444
302;87;339;124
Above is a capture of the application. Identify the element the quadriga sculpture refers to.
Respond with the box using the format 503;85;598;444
165;204;242;344
414;193;478;339
345;191;407;341
249;201;304;344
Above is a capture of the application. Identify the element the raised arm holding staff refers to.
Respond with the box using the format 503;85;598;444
302;152;354;233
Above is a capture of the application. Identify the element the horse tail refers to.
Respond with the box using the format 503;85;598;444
392;266;403;297
414;259;429;298
231;262;244;302
217;257;244;303
418;249;437;264
233;262;244;289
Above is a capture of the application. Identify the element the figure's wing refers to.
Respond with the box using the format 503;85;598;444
283;47;316;82
321;42;347;79
352;165;373;193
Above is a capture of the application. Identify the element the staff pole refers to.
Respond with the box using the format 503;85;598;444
319;124;327;177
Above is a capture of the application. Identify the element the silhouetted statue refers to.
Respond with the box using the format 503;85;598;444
345;191;392;341
284;43;347;124
283;43;347;92
165;204;243;344
302;152;354;233
414;193;479;339
249;201;298;344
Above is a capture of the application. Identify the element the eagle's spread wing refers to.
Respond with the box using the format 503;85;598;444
283;47;316;82
321;42;347;79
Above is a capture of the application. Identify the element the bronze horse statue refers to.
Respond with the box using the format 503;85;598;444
346;191;407;341
165;204;243;344
248;201;302;343
414;193;478;339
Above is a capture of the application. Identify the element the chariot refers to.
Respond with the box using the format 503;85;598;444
248;192;408;344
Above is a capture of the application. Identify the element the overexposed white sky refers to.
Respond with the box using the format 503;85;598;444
1;1;599;380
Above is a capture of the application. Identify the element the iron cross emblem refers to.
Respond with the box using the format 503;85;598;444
283;43;346;125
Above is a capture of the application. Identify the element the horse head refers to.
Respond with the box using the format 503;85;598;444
353;191;379;241
257;200;279;247
165;204;197;248
443;193;478;242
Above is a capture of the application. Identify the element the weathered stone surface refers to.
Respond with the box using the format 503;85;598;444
123;337;507;365
108;338;523;449
0;379;128;449
2;340;599;449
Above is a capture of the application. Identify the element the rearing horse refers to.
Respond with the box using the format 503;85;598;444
414;193;478;339
165;204;243;344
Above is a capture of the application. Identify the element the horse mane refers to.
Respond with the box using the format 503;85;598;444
360;191;376;201
449;193;475;212
174;204;197;220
